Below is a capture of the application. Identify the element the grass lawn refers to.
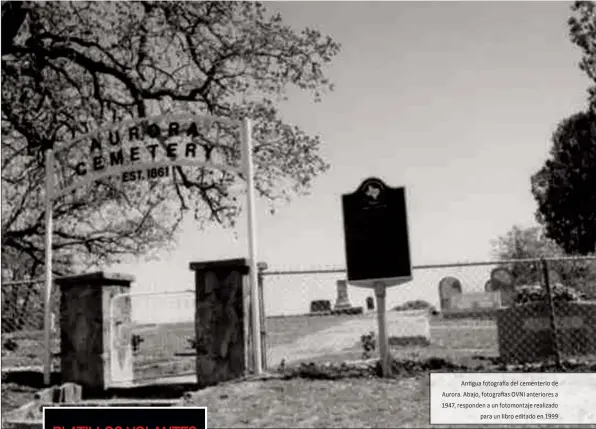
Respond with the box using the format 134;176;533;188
7;313;490;378
1;380;39;415
0;314;503;383
188;376;429;428
2;312;596;428
1;330;61;369
5;312;593;380
265;314;368;346
265;314;499;369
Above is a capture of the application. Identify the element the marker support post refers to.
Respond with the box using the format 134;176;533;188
342;178;412;379
374;281;391;377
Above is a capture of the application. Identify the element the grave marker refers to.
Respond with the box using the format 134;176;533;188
450;291;501;310
490;267;514;306
438;276;463;311
334;279;352;310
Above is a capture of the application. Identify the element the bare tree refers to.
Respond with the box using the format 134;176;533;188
1;1;340;277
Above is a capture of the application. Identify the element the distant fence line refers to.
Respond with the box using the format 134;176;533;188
261;255;596;276
2;255;594;284
258;256;596;314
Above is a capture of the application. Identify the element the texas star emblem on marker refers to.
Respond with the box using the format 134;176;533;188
365;184;380;200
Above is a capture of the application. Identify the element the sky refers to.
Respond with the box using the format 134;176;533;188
109;1;591;322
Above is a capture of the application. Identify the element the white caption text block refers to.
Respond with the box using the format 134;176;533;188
430;372;596;425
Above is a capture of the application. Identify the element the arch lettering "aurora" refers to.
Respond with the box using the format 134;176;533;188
74;119;214;177
54;114;244;198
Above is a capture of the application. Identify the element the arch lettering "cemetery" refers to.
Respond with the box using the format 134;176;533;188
72;118;232;178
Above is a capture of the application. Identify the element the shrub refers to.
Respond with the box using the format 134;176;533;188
513;283;587;306
310;300;331;313
276;357;596;381
361;331;376;359
388;335;431;347
393;300;434;312
279;361;376;380
394;300;438;316
277;357;469;380
131;334;144;352
376;357;466;377
3;338;18;351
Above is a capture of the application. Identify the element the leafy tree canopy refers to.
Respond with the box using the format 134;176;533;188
491;225;596;297
492;225;564;286
1;1;340;277
531;111;596;256
569;0;596;111
530;2;596;256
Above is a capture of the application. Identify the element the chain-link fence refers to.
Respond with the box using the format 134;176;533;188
260;256;596;370
1;278;60;371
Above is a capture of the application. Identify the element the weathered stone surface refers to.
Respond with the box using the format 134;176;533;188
56;272;133;390
334;279;352;310
191;259;250;387
257;262;268;370
109;291;133;386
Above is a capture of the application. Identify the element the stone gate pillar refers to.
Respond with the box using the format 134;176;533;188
56;272;134;391
189;259;254;387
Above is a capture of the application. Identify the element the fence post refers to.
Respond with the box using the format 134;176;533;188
540;257;562;369
257;262;268;371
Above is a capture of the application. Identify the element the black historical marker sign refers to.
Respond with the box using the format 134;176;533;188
342;177;412;287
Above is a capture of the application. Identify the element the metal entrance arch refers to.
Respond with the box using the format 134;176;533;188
42;114;262;384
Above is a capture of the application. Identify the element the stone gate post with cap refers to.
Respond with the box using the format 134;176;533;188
56;272;134;390
190;258;260;387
